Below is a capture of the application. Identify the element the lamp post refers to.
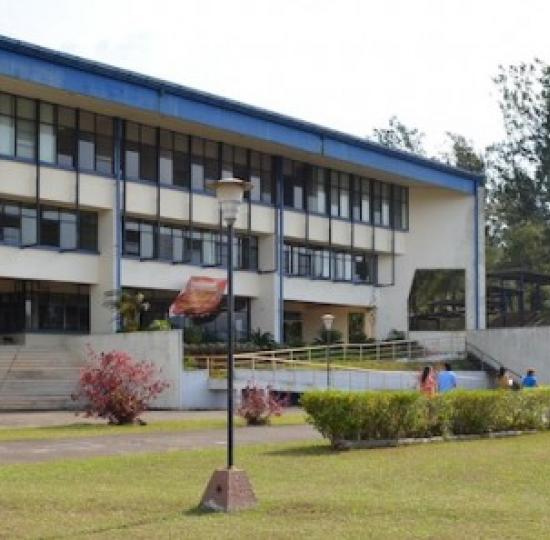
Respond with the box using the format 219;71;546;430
321;314;335;389
200;178;257;513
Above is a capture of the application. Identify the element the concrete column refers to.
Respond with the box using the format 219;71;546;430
90;208;117;334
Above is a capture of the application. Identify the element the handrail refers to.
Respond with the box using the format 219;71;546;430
465;341;522;379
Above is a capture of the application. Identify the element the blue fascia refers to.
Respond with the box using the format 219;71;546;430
0;35;483;194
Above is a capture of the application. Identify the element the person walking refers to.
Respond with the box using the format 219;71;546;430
522;369;538;388
419;366;437;397
437;362;457;392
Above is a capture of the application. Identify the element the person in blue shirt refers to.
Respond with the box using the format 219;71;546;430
522;369;538;388
437;363;457;392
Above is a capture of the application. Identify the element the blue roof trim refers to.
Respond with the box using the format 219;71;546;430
0;35;483;193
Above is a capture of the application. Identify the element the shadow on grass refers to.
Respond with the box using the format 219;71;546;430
263;443;334;457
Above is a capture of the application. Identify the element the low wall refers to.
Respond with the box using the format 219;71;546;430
467;327;550;383
181;370;227;410
66;330;183;409
207;368;490;392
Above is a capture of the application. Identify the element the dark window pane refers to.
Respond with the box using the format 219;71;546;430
96;135;113;175
79;212;97;251
78;132;95;170
158;226;173;260
2;204;20;245
0;114;14;156
124;220;140;255
41;209;60;246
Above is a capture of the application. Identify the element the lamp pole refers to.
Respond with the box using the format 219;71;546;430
200;177;256;512
226;219;235;468
321;314;335;389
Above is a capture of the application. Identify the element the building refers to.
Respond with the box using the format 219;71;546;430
0;35;485;346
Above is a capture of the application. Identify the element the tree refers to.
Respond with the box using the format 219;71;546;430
103;290;150;332
370;115;426;155
442;132;485;174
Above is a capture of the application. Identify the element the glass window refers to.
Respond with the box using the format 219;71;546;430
353;253;375;283
202;231;218;266
159;130;173;185
124;122;139;179
373;181;391;226
21;206;37;246
392;185;409;230
283;159;304;210
1;204;20;245
57;107;76;167
330;171;339;217
78;111;95;171
140;126;157;182
188;230;202;264
172;228;185;262
339;173;350;218
41;208;60;246
96;115;113;175
312;248;331;278
140;222;155;258
158;225;173;260
79;212;97;251
173;134;189;188
191;137;205;191
124;220;140;255
60;211;77;250
15;97;36;160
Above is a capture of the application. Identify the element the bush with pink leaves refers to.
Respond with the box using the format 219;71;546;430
237;384;288;426
73;349;169;425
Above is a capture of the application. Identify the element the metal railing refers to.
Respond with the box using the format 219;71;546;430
465;341;521;379
184;335;467;376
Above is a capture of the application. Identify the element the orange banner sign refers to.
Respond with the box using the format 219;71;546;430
169;277;227;317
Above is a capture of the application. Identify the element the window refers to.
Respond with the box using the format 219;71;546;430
122;218;258;270
21;207;37;246
283;159;304;210
392;185;409;230
57;107;76;167
59;210;77;250
284;244;310;277
78;111;113;174
348;312;366;342
307;167;327;214
353;253;376;283
250;151;274;204
79;212;98;251
283;311;303;345
159;130;174;185
373;181;391;227
124;122;157;182
312;248;331;279
330;171;350;218
173;133;190;188
0;93;15;156
191;137;218;191
16;98;36;160
222;144;248;182
39;103;56;163
1;203;20;245
41;208;60;246
352;177;371;222
332;251;352;281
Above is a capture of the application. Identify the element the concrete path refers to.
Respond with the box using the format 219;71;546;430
0;424;320;464
0;409;233;428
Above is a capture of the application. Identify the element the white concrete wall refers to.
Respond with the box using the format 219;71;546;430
66;330;183;409
376;186;478;339
467;327;550;383
181;370;227;409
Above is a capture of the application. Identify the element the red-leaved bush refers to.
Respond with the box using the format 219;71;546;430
73;348;169;425
237;384;288;426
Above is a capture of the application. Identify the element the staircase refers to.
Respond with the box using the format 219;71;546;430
0;345;86;410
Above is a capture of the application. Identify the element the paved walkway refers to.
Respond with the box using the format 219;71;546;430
0;424;320;464
0;409;233;428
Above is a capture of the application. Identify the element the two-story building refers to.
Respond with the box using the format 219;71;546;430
0;35;485;345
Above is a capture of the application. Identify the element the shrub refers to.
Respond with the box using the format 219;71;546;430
73;349;169;425
237;384;287;426
148;319;172;331
302;388;550;447
250;328;276;349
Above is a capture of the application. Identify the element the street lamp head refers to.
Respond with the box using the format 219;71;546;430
210;177;251;226
321;313;335;331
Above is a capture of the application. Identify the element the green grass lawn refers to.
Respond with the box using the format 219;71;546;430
2;432;550;538
0;412;306;443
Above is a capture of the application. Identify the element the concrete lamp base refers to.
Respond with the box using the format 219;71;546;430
199;467;257;512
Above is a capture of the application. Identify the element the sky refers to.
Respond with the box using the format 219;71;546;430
1;0;549;156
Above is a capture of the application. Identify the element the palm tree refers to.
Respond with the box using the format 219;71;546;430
103;290;150;332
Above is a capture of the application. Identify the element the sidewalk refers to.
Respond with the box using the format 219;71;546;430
0;409;230;428
0;423;319;464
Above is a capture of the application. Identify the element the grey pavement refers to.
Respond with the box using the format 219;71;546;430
0;423;320;464
0;409;233;428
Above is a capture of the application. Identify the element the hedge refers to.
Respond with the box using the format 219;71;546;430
301;389;550;448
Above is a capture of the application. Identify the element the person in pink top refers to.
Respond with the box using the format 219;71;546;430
419;366;437;396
